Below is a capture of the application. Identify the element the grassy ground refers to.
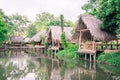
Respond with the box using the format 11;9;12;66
97;51;120;66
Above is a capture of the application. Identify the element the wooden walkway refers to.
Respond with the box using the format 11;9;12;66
0;45;46;56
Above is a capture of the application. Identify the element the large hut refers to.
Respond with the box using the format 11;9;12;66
30;30;47;45
10;36;24;46
72;14;116;44
72;14;117;61
46;26;72;49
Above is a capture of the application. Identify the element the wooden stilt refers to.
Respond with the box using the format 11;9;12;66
93;59;96;70
84;61;87;68
89;62;92;70
90;54;92;62
110;42;112;50
93;54;96;63
85;53;87;60
117;40;118;49
55;50;56;59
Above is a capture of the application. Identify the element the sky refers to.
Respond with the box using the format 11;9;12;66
0;0;88;22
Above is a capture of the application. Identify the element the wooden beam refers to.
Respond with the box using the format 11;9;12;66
76;29;89;32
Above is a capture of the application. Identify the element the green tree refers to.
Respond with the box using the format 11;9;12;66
27;24;37;38
35;12;55;26
82;0;97;14
96;0;120;35
35;12;74;30
9;13;31;35
0;9;14;37
82;0;120;37
0;14;8;45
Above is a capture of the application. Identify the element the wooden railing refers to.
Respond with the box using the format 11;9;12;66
96;43;120;50
80;43;120;51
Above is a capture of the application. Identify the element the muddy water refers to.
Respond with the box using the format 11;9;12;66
0;50;120;80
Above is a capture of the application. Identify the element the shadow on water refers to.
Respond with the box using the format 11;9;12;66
0;49;120;80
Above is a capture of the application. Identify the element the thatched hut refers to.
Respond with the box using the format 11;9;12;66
72;14;116;44
46;26;72;48
72;14;116;52
10;36;24;46
72;14;117;62
30;30;47;45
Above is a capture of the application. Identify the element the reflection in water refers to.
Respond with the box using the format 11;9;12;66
0;50;120;80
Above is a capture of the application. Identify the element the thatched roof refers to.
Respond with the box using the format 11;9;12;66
24;37;30;42
72;14;116;43
30;30;47;42
46;26;72;43
10;36;24;42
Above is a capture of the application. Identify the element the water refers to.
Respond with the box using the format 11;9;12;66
0;50;120;80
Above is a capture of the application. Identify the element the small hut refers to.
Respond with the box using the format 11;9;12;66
30;30;47;45
10;36;24;46
72;14;117;61
46;26;72;49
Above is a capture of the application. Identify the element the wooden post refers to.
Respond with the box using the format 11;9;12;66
110;42;112;50
92;37;96;51
55;50;56;59
93;54;96;63
106;41;108;49
79;31;82;50
101;42;103;50
84;61;87;68
89;62;92;70
90;54;92;62
85;53;87;60
117;40;118;49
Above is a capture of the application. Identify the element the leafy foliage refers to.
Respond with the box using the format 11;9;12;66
35;12;74;28
57;43;78;60
9;13;31;36
27;24;37;38
97;51;120;66
82;0;120;36
0;14;8;45
0;9;14;38
61;32;68;48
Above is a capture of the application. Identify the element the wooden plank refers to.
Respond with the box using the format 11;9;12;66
76;29;89;32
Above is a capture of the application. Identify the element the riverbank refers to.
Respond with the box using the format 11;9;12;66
97;51;120;66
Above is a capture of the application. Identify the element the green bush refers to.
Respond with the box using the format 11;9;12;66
0;15;8;45
61;32;67;48
57;43;78;60
97;51;120;66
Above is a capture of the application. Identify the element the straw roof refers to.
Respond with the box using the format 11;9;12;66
72;14;116;43
46;26;72;43
24;37;30;42
10;36;24;42
30;30;47;42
